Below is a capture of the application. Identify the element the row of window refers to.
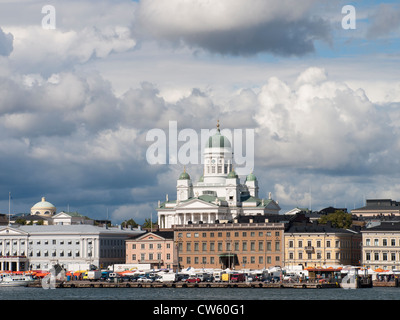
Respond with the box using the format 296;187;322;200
132;253;171;261
179;241;281;252
179;255;280;265
365;238;400;247
288;252;356;260
288;239;354;248
179;231;280;238
131;243;171;250
365;252;400;261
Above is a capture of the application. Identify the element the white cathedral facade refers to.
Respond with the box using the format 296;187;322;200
157;123;281;229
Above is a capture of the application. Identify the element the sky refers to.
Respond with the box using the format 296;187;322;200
0;0;400;224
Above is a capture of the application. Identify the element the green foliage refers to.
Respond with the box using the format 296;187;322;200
142;218;157;229
318;210;352;229
121;218;138;228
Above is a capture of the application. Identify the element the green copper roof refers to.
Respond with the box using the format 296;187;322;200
227;170;238;179
246;172;257;181
178;171;190;180
206;130;231;149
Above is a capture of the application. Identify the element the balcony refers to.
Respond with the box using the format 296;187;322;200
305;246;314;254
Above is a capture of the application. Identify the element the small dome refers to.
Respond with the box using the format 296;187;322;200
178;170;190;180
227;170;238;179
198;175;204;182
246;172;257;182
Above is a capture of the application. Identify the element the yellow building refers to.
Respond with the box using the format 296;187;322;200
284;221;362;268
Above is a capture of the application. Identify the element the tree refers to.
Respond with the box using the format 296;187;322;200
318;210;352;229
142;218;157;229
121;219;138;228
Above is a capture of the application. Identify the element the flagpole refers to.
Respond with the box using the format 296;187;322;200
8;192;11;226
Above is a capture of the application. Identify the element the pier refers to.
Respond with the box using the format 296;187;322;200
28;280;340;289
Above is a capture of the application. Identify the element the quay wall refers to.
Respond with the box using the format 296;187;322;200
29;280;340;289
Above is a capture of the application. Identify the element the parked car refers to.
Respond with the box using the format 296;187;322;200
185;276;201;283
137;276;154;283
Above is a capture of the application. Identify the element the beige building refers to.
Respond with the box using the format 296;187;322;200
174;220;285;270
284;221;362;268
126;231;175;270
361;221;400;270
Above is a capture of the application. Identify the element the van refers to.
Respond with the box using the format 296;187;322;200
231;273;245;282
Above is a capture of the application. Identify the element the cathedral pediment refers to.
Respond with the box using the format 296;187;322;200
176;197;220;209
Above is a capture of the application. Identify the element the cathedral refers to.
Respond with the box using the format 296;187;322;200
157;122;281;229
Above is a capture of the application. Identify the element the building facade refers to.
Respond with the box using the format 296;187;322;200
174;221;285;270
284;221;362;268
157;123;280;229
361;221;400;270
126;231;175;270
0;224;143;272
351;199;400;218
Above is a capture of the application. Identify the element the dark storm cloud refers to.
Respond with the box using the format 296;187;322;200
0;27;13;56
134;0;331;57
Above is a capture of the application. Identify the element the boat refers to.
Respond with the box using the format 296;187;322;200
0;274;34;287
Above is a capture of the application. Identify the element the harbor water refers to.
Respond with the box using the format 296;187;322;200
1;286;400;300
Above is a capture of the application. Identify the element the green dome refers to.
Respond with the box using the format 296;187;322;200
246;172;257;182
206;131;231;149
198;175;204;182
179;170;190;180
227;170;238;179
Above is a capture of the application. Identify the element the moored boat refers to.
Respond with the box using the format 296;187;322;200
0;274;34;287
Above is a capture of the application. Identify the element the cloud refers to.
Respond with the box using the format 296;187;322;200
134;0;331;56
366;3;400;39
0;27;13;56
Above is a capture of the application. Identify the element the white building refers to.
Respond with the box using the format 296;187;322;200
157;123;280;229
0;224;144;272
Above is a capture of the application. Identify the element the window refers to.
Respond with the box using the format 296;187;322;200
250;242;255;251
391;239;396;246
289;240;294;248
374;239;379;246
186;243;191;252
383;239;387;246
298;240;303;248
210;242;215;251
132;244;136;249
132;254;136;260
326;241;331;248
366;252;370;261
366;239;370;246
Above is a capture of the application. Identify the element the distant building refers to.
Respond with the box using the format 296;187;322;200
351;199;400;218
126;231;175;270
361;221;400;270
284;221;362;268
53;211;94;225
0;224;144;272
31;197;56;217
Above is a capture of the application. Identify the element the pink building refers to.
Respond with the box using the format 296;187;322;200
126;231;176;270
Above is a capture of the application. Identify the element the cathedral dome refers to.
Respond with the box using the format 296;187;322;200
206;131;231;149
206;121;231;149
